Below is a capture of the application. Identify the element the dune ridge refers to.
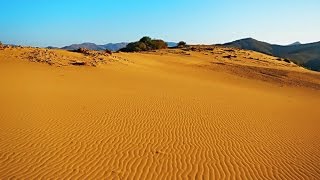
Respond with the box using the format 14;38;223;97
0;46;320;179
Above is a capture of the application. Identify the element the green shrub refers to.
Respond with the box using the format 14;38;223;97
120;36;167;52
124;41;148;52
140;36;152;44
150;40;167;50
177;41;187;47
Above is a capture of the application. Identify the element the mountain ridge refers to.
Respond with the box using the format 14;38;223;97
224;38;320;71
61;42;107;51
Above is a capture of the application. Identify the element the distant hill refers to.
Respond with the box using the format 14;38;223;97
224;38;320;71
61;43;105;51
61;42;129;51
289;41;301;46
101;43;128;51
166;42;178;47
224;38;273;54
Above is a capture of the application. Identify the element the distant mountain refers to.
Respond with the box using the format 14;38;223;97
61;42;128;51
61;43;105;51
224;38;273;54
166;42;178;47
101;43;128;51
224;38;320;71
289;41;301;46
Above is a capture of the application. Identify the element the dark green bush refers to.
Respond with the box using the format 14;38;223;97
140;36;152;44
177;41;187;47
120;36;167;52
124;42;147;52
150;40;167;50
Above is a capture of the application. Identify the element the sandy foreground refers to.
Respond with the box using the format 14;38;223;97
0;47;320;179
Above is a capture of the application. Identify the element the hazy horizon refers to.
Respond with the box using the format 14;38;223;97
1;0;320;47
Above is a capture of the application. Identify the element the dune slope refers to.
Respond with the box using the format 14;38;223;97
0;47;320;179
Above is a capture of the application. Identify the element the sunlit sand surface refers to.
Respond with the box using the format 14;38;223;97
1;46;320;179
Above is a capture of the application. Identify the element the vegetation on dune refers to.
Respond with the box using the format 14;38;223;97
74;47;112;56
150;40;168;49
105;49;112;55
125;41;147;52
120;36;168;52
177;41;187;47
140;36;152;44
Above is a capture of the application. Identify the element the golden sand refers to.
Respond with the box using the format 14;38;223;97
0;47;320;179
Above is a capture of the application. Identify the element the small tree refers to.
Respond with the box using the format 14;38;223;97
177;41;187;47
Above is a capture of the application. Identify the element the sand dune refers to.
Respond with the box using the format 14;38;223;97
0;46;320;179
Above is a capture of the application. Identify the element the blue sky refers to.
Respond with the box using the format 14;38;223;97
1;0;319;47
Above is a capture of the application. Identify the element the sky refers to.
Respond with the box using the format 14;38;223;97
0;0;319;47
